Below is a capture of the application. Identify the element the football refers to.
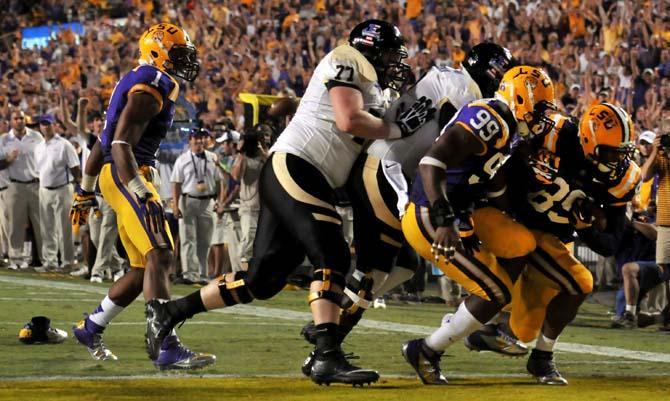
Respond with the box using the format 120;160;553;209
268;97;298;118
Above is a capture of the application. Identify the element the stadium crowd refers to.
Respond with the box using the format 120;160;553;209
0;0;668;329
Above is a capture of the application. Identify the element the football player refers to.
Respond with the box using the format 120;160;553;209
69;23;214;369
465;102;639;384
141;19;435;386
300;43;515;372
401;66;557;385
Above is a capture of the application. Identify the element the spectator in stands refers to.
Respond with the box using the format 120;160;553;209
34;114;81;271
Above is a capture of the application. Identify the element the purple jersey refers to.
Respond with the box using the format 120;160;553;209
411;98;517;209
100;64;179;166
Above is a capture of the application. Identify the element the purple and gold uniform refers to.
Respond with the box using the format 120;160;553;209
505;114;641;341
98;64;179;268
402;98;535;306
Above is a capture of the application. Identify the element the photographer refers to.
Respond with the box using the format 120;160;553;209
640;112;670;328
231;127;267;270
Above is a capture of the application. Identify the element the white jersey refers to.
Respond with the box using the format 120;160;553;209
271;45;388;188
367;66;482;176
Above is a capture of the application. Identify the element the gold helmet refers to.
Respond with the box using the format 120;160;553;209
496;66;556;138
579;102;635;174
138;23;200;82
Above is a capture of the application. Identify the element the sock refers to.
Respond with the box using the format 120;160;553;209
87;296;124;332
337;308;365;344
425;301;483;351
313;323;339;354
625;304;637;315
535;334;557;352
530;348;553;359
167;290;206;322
372;267;414;296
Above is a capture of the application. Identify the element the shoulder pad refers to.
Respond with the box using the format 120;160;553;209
608;161;641;203
128;65;179;106
543;114;578;153
452;98;516;152
329;45;378;83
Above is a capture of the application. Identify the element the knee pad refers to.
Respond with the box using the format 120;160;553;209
217;272;254;306
308;268;346;306
342;268;375;310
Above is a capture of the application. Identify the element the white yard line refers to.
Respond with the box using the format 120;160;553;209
1;275;669;363
3;371;670;383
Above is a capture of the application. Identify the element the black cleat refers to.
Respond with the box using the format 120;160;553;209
401;339;448;385
464;323;528;357
145;299;177;361
302;351;315;377
310;348;379;386
527;350;568;385
301;321;317;345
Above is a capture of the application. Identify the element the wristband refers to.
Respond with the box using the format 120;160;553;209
429;198;456;227
81;174;98;192
388;123;403;140
127;175;150;197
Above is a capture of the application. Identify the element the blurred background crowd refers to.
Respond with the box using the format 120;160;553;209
0;0;668;329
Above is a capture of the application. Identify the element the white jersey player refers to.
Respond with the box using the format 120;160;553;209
298;43;516;363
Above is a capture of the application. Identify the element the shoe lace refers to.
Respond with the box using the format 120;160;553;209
497;329;519;346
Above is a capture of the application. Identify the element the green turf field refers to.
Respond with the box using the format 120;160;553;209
0;270;668;400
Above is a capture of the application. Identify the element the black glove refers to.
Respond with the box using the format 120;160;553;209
396;96;436;138
429;198;456;227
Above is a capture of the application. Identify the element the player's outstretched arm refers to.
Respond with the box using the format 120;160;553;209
330;86;434;140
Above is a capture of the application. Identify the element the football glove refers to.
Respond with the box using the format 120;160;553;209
138;193;166;235
396;96;436;138
429;198;461;262
70;187;98;227
569;196;595;230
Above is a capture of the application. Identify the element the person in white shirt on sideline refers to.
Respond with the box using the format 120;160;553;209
0;141;19;264
1;110;44;269
34;114;81;271
171;128;224;284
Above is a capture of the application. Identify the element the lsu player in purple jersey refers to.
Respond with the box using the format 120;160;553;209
465;102;639;384
69;23;214;369
401;66;557;384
